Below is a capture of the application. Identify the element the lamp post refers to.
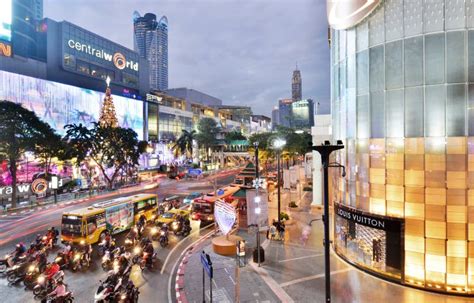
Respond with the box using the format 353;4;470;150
253;142;263;266
312;140;345;303
271;138;286;225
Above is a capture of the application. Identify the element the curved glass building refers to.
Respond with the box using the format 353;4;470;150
329;0;474;294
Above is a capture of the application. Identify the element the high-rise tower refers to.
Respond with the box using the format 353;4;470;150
291;64;302;101
133;11;168;91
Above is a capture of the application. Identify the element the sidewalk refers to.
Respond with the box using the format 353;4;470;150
252;178;474;303
181;230;281;303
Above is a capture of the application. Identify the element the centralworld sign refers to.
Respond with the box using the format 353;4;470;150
67;39;139;72
327;0;381;30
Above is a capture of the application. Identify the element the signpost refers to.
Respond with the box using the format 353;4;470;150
201;251;213;303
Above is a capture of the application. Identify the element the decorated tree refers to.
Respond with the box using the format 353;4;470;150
99;79;119;128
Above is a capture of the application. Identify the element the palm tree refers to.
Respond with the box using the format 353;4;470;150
172;130;196;159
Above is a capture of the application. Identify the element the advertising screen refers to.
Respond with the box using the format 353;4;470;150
0;0;12;42
0;71;144;139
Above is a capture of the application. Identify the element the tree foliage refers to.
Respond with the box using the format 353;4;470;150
0;101;58;207
64;123;142;189
224;130;246;143
172;129;196;158
195;118;219;161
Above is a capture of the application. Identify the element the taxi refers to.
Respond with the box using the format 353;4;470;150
155;208;190;226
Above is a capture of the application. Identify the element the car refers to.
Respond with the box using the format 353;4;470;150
183;192;202;205
155;209;190;226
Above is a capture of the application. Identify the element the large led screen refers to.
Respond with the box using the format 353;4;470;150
0;0;12;42
0;71;144;139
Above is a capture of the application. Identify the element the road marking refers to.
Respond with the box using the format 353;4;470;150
279;268;353;288
161;223;215;275
278;253;324;263
249;260;295;303
167;224;216;303
228;273;236;285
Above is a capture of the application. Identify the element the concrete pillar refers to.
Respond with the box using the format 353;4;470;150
312;150;322;206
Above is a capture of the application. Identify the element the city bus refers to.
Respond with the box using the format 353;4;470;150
191;185;240;224
61;193;158;245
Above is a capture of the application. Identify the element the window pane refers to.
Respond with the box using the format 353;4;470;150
425;33;445;85
357;94;370;139
447;31;466;83
370;91;385;138
385;40;403;89
405;36;423;87
405;87;424;137
468;31;474;82
357;50;369;95
469;85;474;135
425;85;446;137
386;89;404;138
447;84;466;136
370;46;384;92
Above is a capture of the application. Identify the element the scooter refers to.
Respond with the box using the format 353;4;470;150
117;281;139;303
150;227;160;241
5;260;30;284
23;264;41;289
95;276;124;303
159;230;169;248
44;291;74;303
139;252;157;271
33;270;64;299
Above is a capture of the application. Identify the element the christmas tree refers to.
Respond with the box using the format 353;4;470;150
99;77;119;128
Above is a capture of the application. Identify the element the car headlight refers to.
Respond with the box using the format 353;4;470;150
80;240;85;245
38;276;45;283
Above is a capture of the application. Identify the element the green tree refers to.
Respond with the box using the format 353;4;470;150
172;129;196;158
195;118;219;162
65;123;142;189
0;101;56;208
34;128;68;176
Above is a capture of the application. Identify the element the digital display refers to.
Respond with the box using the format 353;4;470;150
0;70;144;139
0;0;12;42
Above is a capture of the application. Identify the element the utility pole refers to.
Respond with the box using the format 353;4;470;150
312;141;344;303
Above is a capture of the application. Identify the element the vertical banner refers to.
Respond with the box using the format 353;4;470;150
246;189;269;229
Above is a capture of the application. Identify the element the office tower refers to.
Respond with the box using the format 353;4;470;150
133;11;168;90
292;64;302;101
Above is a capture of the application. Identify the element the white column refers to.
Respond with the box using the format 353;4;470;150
312;150;322;206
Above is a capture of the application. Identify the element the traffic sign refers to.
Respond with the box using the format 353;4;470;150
188;168;202;176
201;251;213;279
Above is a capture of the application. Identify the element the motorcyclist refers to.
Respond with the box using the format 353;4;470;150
44;280;68;303
43;262;60;282
60;242;73;266
161;223;169;234
117;255;129;275
139;236;151;248
47;227;58;247
79;240;92;263
36;251;48;273
143;241;154;267
27;242;38;256
8;242;26;266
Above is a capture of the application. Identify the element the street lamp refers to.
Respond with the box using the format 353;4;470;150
253;142;264;266
312;140;345;303
271;138;286;225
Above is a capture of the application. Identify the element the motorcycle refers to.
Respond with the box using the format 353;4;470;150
150;227;159;241
117;281;139;303
44;291;74;303
131;246;142;265
101;249;117;271
6;261;29;284
159;230;169;248
124;237;134;251
172;221;191;237
95;276;124;303
139;252;157;271
23;264;41;289
0;252;26;273
71;251;90;272
33;270;64;299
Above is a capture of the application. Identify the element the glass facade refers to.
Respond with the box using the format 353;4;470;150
331;0;474;294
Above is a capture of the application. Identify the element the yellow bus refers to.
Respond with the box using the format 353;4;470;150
61;193;158;245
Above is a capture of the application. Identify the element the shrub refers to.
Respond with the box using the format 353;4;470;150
280;212;290;221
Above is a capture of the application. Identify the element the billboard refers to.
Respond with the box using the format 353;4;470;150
0;0;12;42
0;70;144;139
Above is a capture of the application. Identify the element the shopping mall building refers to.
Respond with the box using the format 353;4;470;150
329;0;474;295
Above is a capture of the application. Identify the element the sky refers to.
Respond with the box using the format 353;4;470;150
44;0;330;116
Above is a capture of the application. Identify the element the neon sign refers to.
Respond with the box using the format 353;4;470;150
0;42;12;57
67;39;139;71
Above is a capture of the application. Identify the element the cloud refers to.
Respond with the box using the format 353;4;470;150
44;0;330;116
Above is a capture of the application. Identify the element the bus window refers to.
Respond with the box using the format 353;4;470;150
149;198;157;207
62;215;83;236
86;216;98;236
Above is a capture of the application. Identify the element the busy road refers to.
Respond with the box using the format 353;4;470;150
0;170;238;302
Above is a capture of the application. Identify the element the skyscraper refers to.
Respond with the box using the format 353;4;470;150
291;64;302;101
133;11;168;91
278;98;293;128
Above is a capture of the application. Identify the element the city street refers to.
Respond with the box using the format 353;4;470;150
0;170;238;302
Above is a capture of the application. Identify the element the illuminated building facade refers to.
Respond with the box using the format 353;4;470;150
329;0;474;294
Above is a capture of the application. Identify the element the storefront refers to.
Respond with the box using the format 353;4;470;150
334;203;404;281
